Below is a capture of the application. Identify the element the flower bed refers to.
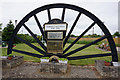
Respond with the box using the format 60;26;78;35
98;42;110;51
40;57;49;62
58;58;68;64
40;57;68;63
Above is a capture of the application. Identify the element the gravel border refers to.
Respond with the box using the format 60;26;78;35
2;62;101;78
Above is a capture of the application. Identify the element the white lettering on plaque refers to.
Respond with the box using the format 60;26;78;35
45;24;66;30
48;32;63;39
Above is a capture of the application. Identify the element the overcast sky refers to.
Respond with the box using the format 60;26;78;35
0;0;120;35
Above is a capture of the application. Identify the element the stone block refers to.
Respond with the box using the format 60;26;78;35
39;62;68;73
2;56;24;69
95;60;120;78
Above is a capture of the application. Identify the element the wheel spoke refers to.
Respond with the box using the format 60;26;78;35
23;24;47;51
67;53;112;60
47;9;51;21
15;36;46;55
63;12;82;47
12;49;43;58
33;14;46;43
63;22;96;53
64;36;107;57
61;8;66;21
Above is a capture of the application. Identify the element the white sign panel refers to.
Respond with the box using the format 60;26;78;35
45;24;66;30
48;32;63;39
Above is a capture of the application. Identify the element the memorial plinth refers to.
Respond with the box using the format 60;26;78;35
39;62;68;73
2;56;24;69
95;60;120;78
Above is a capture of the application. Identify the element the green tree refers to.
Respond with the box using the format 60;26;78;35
2;20;14;42
0;23;2;36
113;31;120;38
0;23;2;29
14;34;37;43
0;23;2;45
70;34;76;37
82;34;101;38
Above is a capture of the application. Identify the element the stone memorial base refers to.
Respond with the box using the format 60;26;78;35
2;56;24;69
95;60;120;78
39;62;68;73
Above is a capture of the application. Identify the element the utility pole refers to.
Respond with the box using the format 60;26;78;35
92;27;94;35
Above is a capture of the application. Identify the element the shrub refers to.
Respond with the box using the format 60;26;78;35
15;34;37;44
116;44;120;47
8;54;13;57
58;58;68;61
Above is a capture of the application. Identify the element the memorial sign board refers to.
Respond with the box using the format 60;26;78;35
45;24;67;31
44;19;67;54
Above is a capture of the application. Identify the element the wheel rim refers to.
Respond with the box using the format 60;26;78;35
7;3;118;62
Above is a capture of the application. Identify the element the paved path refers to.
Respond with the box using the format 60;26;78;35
2;62;101;78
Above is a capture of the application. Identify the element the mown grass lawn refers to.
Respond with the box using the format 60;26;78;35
65;44;112;65
2;43;43;61
2;43;118;66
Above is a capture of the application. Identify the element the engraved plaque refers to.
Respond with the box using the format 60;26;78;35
47;32;63;39
47;41;63;53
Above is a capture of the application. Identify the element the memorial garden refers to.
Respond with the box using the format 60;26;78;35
1;3;120;78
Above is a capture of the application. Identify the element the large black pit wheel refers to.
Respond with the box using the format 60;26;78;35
7;3;118;62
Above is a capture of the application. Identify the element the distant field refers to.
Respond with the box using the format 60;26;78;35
2;43;117;65
70;37;120;45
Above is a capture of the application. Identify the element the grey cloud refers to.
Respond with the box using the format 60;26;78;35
1;1;118;35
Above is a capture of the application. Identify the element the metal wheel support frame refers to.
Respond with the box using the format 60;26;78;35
7;3;118;62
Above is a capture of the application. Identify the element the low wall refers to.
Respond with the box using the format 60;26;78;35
95;60;120;78
39;62;68;73
2;56;24;69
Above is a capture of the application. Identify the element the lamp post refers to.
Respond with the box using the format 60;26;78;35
15;20;17;27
